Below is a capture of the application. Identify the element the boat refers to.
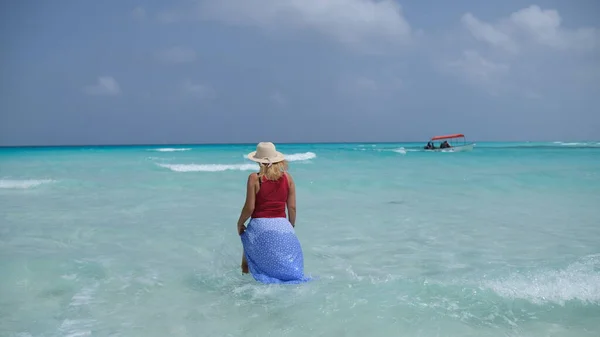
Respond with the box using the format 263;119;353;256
424;133;474;152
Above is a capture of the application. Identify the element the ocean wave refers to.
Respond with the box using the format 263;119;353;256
553;141;598;146
0;179;56;189
284;152;316;161
502;143;600;150
557;142;587;146
241;152;317;162
373;147;413;154
157;163;256;172
481;255;600;306
546;142;600;148
159;152;316;173
150;148;192;152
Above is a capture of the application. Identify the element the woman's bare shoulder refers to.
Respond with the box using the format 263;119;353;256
247;172;259;182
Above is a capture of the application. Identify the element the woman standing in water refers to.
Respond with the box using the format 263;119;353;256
236;142;310;284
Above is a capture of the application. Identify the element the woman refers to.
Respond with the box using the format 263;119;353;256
236;142;311;284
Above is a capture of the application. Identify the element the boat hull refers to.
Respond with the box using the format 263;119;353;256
425;143;475;152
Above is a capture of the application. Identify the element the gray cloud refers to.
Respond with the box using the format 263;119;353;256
82;77;121;96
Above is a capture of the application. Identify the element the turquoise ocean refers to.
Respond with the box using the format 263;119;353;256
1;141;599;337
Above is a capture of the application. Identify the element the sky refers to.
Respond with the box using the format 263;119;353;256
1;0;599;146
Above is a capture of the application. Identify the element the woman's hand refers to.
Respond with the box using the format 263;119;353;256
237;223;246;235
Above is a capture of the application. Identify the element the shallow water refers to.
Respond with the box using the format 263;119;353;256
1;142;599;336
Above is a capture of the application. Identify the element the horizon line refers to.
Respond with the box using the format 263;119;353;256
0;139;596;149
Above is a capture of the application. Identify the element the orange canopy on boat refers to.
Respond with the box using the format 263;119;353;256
430;134;465;141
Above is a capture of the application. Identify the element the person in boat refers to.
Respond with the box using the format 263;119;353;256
236;142;311;284
440;141;451;149
424;141;434;149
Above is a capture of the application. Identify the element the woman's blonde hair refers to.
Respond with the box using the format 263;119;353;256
258;160;288;181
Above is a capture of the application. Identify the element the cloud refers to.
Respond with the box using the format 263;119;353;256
442;5;600;97
269;91;287;107
157;9;181;24
336;74;403;98
338;76;379;95
132;7;146;21
156;46;197;64
162;0;412;51
444;50;509;92
461;5;599;53
182;80;216;99
83;76;121;96
461;13;518;54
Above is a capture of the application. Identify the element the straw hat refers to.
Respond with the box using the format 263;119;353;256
247;142;285;164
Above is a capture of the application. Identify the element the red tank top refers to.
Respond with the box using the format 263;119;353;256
252;173;289;218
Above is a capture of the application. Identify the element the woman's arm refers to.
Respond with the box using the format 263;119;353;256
286;173;296;227
237;173;257;234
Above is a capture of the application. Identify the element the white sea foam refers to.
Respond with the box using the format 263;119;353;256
242;151;317;162
374;147;412;154
392;148;407;154
158;163;257;172
151;148;192;152
160;152;317;173
553;141;600;147
59;319;95;337
0;179;55;189
482;255;600;306
284;152;316;161
69;285;97;307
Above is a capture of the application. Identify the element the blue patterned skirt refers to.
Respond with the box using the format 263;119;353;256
240;217;311;284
